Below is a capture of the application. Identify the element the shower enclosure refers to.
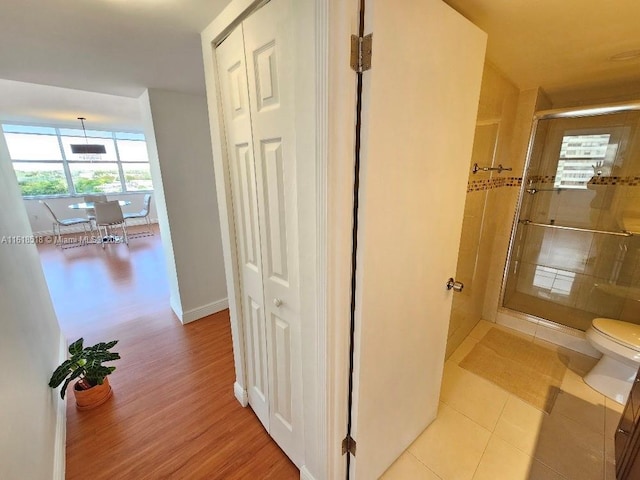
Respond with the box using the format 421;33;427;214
502;103;640;331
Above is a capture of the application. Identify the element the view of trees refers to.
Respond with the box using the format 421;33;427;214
15;169;68;196
15;167;152;196
5;124;153;197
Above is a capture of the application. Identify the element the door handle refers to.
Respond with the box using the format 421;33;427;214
446;278;464;292
273;298;283;307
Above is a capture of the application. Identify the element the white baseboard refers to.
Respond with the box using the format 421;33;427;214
234;381;249;407
300;466;317;480
53;333;67;480
181;298;229;324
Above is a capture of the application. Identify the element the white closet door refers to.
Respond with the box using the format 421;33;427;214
216;27;270;431
243;0;304;467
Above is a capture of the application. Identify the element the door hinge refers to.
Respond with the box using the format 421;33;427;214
342;435;357;456
350;34;372;73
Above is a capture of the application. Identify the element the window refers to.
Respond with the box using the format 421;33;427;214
554;134;613;189
2;124;153;197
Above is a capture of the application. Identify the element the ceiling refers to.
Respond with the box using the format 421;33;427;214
0;0;639;129
444;0;640;104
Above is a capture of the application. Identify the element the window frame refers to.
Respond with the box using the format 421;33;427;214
3;124;153;199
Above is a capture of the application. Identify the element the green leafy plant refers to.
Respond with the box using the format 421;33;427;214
48;338;121;399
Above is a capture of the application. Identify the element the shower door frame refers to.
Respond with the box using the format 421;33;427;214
499;100;640;332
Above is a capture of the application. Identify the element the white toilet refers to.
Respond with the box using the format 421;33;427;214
584;317;640;404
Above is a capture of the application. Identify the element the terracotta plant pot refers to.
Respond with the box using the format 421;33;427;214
73;377;113;410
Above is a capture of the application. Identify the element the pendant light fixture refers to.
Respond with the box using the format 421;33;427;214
70;117;107;155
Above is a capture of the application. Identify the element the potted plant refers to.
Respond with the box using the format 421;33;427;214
48;338;120;410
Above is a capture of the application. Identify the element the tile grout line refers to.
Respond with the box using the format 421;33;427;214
406;450;445;480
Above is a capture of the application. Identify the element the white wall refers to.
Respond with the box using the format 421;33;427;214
24;193;158;234
0;119;65;479
139;88;227;323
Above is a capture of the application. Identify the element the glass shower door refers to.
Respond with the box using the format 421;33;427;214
503;108;640;331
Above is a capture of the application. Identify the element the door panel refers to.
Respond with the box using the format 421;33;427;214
216;26;270;430
349;0;486;478
243;0;304;467
260;139;289;283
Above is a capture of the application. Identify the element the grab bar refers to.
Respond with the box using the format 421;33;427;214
472;163;513;174
525;188;563;194
519;219;633;237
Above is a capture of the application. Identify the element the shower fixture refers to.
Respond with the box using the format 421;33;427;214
472;162;513;174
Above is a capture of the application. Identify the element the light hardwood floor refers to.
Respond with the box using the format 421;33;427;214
38;230;298;479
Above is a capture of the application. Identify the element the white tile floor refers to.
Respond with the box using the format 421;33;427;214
381;320;622;480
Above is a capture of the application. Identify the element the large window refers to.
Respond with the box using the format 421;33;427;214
2;124;153;197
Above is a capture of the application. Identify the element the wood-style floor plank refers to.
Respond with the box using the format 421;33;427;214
38;231;298;479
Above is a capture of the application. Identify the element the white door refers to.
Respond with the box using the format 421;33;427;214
216;26;271;431
242;0;304;467
215;0;304;467
349;0;487;478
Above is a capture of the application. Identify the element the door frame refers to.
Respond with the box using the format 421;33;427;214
201;0;358;478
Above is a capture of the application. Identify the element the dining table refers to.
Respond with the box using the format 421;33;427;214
67;200;131;209
68;200;132;244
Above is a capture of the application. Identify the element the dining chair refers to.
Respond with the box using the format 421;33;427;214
94;200;129;249
40;200;91;248
124;194;154;236
84;194;107;234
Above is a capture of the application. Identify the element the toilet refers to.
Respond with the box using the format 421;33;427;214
584;317;640;404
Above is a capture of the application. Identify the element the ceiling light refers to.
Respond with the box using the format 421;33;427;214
70;117;106;155
609;50;640;62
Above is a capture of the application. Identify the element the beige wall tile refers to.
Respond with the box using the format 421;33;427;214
447;62;519;357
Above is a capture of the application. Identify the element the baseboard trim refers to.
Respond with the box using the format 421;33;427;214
181;298;229;324
300;466;317;480
53;333;67;480
234;381;249;407
169;295;184;323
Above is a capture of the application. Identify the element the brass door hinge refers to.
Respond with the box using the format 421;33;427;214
350;34;372;73
342;435;357;456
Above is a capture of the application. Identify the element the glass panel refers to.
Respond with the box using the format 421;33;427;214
122;163;153;191
58;128;113;138
4;133;63;160
13;162;68;196
60;136;117;161
503;109;640;331
69;163;122;194
116;132;145;141
2;125;57;135
117;140;149;162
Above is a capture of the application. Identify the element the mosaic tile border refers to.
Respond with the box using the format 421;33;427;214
467;176;522;193
465;174;640;193
528;175;640;186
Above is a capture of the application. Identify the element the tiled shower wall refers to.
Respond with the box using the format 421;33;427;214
446;63;552;358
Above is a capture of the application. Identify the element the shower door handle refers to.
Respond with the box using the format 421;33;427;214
446;278;464;292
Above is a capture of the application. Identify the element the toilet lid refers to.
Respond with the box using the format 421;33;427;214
593;318;640;350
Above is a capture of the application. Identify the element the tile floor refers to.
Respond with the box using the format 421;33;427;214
381;320;622;480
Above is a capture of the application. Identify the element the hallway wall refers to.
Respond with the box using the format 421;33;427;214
0;117;65;480
140;89;227;324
